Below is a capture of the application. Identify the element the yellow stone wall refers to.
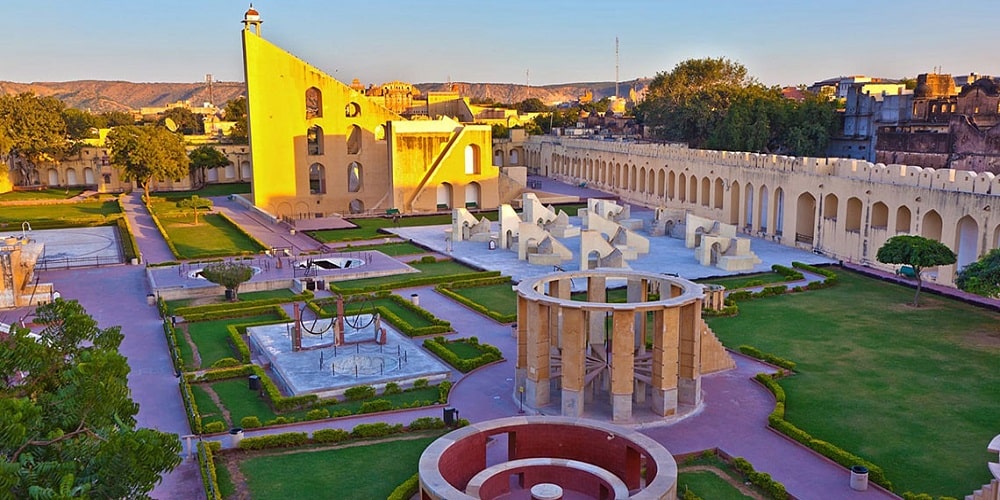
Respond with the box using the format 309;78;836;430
242;26;499;218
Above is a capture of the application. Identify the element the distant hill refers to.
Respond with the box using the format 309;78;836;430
0;78;650;112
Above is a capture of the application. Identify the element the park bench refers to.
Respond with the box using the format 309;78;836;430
896;265;918;279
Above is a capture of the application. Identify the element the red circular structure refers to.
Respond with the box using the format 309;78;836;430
418;416;677;499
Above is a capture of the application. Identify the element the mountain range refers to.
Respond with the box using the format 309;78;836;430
0;78;651;112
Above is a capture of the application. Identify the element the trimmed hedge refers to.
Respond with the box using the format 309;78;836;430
408;417;447;431
435;276;516;323
312;428;351;444
387;474;420;500
328;270;502;294
187;364;319;414
176;300;300;320
240;416;262;429
197;440;223;500
792;261;839;287
423;336;503;373
701;298;739;317
754;373;892;490
730;457;789;499
114;213;140;262
739;345;796;371
239;432;309;450
351;422;404;438
771;264;804;281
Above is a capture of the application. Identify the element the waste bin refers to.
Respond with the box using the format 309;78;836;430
146;293;156;306
306;280;316;291
443;407;458;426
850;465;869;491
488;239;497;250
410;293;419;306
248;375;261;391
229;428;244;448
316;280;325;291
225;289;235;300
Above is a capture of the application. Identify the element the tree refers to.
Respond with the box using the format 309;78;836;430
106;125;190;201
61;108;100;140
188;144;231;187
100;110;135;127
514;98;548;113
200;261;254;301
177;195;212;225
0;299;182;498
876;235;957;306
0;92;68;185
956;248;1000;298
157;107;203;135
491;123;510;139
223;97;248;144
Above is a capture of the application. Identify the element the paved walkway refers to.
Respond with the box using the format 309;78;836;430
120;192;175;264
210;196;323;255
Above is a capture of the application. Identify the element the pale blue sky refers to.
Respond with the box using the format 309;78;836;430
3;1;998;87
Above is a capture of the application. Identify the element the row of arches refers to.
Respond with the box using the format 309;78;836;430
308;162;362;195
304;86;363;120
307;124;386;156
492;148;520;167
436;182;481;209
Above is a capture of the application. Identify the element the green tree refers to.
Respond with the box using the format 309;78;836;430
177;194;213;225
0;92;68;185
188;144;231;188
876;235;957;306
158;107;203;135
0;299;182;498
200;261;255;301
61;108;100;140
530;108;580;134
514;98;547;113
100;110;135;127
491;123;510;139
956;248;1000;298
223;97;248;144
106;125;190;201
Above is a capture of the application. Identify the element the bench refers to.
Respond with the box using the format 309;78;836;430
896;265;917;279
385;208;400;215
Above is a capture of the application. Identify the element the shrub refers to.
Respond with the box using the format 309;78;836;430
419;255;436;263
387;474;420;500
197;441;222;500
351;422;404;438
423;336;503;372
408;417;446;431
771;264;804;281
312;428;351;444
384;382;402;395
265;416;293;426
413;378;429;388
730;456;788;499
239;432;308;450
305;408;331;421
240;416;262;429
438;380;453;403
210;357;242;369
203;421;226;433
739;345;796;371
344;385;376;401
359;399;393;413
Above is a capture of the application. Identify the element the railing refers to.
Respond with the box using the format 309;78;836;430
35;255;123;271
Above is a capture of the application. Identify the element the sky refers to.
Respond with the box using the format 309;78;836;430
3;0;999;88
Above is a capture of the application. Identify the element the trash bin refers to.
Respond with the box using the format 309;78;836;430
229;428;244;448
850;465;869;491
248;375;261;391
306;280;316;291
316;280;325;291
488;239;497;250
146;293;156;306
410;293;419;306
443;407;458;426
225;289;235;300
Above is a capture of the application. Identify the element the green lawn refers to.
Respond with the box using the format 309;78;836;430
183;313;283;369
190;384;226;428
167;289;298;314
441;341;485;359
697;271;791;289
150;196;265;258
330;260;480;292
0;200;120;227
316;297;436;330
240;437;435;499
706;269;1000;496
156;182;250;199
0;188;85;201
447;283;517;317
334;241;427;256
678;470;752;499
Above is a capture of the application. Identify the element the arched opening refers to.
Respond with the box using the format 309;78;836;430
206;166;219;182
714;178;724;209
846;197;863;232
437;182;453;209
656;169;665;197
505;230;514;249
638;167;646;194
744;183;754;228
678;174;687;202
465;144;481;175
347;162;362;192
307;125;323;155
47;168;58;186
823;193;839;220
510;150;519;165
701;177;710;207
710;242;722;265
66;168;78;186
689;175;698;205
758;185;769;231
587;250;601;270
921;210;943;241
729;180;741;225
374;124;386;141
240;161;251;179
493;150;504;166
896;206;912;233
308;163;326;194
630;165;637;191
305;87;322;119
796;192;816;244
871;202;889;229
224;163;235;179
667;171;676;199
955;215;979;270
83;167;95;185
648;169;656;195
465;182;481;208
773;187;785;234
349;199;364;214
345;102;361;118
346;125;362;155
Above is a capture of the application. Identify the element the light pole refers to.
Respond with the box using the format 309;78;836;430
518;385;525;414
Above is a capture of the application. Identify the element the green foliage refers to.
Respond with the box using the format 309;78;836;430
106;125;190;200
197;440;223;500
408;417;447;431
174;294;306;318
491;123;510;139
344;385;377;401
223;97;248;144
738;345;796;370
210;357;241;369
176;194;214;224
115;197;141;261
312;428;351;444
203;421;226;433
413;378;429;388
359;399;393;413
771;264;804;281
419;255;437;263
423;336;503;372
351;422;404;438
239;432;309;450
876;235;956;305
157;106;203;135
438;380;453;403
61;107;100;140
387;474;420;500
436;276;518;323
0;92;68;186
957;247;1000;298
514;98;549;113
240;416;262;429
384;382;402;395
305;408;331;420
0;299;183;498
200;261;255;300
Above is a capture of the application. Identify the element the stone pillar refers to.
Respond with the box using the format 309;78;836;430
650;307;679;416
560;307;586;417
587;276;607;344
525;301;551;407
677;302;702;406
552;279;572;347
610;310;634;422
515;296;529;395
626;278;648;352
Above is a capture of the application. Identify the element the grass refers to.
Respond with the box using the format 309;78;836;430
706;268;1000;496
678;471;752;499
330;260;480;292
440;341;485;359
190;384;226;428
0;188;85;201
446;283;517;318
155;182;250;199
333;241;427;256
166;289;298;314
239;437;436;499
697;271;791;289
0;200;121;227
149;196;265;258
183;313;283;369
316;297;436;330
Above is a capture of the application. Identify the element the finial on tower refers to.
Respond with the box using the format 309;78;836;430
243;4;262;35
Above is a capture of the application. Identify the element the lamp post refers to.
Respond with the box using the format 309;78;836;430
518;386;525;414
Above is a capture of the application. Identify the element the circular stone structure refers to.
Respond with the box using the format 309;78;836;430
515;270;734;423
418;416;677;499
